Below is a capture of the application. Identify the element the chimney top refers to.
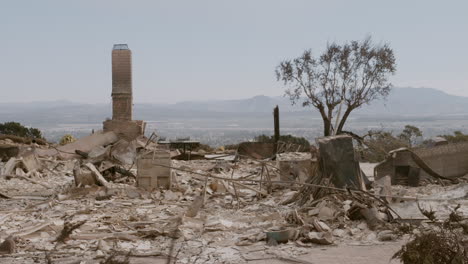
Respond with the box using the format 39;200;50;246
113;44;129;50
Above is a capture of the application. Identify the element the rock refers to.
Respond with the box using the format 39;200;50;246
185;196;204;217
308;208;320;216
350;228;361;236
280;191;298;204
318;206;336;220
111;140;136;165
164;190;181;201
0;145;19;162
19;152;42;173
306;232;334;245
357;222;367;230
0;236;16;254
343;200;352;213
98;239;110;251
332;229;347;237
126;188;141;199
266;229;300;244
73;161;98;187
359;207;384;230
87;145;111;163
364;232;377;242
378;230;397;241
2;158;18;175
317;221;331;232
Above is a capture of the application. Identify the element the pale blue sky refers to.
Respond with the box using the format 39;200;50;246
1;0;467;103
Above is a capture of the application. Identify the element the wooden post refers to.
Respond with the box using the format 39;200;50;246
273;105;280;153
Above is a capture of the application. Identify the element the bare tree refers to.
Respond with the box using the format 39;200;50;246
276;37;396;136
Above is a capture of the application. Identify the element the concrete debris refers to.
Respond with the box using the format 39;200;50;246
19;151;42;173
111;139;137;165
86;145;111;163
36;131;119;160
276;152;315;184
1;132;468;263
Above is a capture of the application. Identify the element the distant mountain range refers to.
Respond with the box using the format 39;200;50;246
167;87;468;116
1;87;467;126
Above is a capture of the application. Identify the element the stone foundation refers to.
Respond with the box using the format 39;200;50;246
103;119;146;141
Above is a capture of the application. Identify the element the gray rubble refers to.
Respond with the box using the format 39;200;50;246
0;134;467;264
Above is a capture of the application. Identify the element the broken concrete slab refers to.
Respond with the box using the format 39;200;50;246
38;131;119;160
305;231;334;245
19;152;42;173
86;145;111;163
1;158;18;176
111;139;137;165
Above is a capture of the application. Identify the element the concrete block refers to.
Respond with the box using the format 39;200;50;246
137;150;172;191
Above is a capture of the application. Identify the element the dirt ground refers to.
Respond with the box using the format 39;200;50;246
0;243;404;264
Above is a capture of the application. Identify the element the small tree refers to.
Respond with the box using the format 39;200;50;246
399;125;422;147
276;37;396;136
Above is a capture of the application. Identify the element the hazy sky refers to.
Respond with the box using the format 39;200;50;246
1;0;467;104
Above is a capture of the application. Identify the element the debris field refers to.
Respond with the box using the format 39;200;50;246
1;133;468;264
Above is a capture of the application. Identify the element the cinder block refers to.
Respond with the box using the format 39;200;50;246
137;150;172;191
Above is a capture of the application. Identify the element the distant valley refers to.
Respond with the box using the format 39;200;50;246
1;87;467;145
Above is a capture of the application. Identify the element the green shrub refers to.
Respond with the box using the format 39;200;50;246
439;131;468;143
0;121;43;139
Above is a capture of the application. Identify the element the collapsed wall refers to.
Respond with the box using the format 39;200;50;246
375;141;468;185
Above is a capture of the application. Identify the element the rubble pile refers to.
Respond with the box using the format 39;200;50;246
1;134;468;263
